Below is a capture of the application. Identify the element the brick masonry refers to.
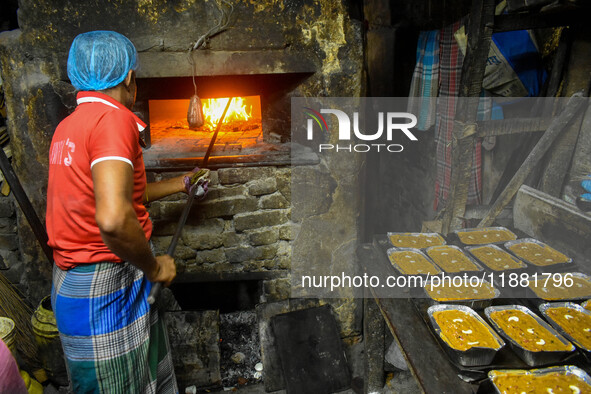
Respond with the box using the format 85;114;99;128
148;167;293;283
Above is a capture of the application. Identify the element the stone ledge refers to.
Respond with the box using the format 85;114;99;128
225;244;278;263
248;178;277;196
246;228;279;246
218;167;275;185
258;192;289;209
194;196;258;219
234;210;288;232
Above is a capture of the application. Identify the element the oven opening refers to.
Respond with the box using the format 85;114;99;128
147;96;262;159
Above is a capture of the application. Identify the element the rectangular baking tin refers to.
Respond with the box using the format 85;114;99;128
484;304;575;367
427;304;505;367
387;247;442;276
539;302;591;353
422;279;500;310
452;226;517;246
504;238;573;268
488;365;591;394
387;232;446;249
465;243;527;272
425;245;484;274
527;272;591;302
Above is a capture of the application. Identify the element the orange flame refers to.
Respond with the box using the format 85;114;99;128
202;97;252;127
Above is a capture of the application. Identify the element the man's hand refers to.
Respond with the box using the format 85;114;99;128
183;167;210;197
147;255;176;287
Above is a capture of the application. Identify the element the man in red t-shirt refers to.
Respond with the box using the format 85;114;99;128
46;31;200;393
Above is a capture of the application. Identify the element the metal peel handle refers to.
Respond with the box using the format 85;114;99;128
147;185;204;305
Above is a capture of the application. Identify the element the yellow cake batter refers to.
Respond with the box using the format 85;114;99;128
490;370;591;394
507;241;570;266
433;309;500;351
456;228;517;245
545;306;591;350
388;250;440;275
388;233;445;248
468;245;525;271
489;309;573;352
425;281;497;302
426;246;480;273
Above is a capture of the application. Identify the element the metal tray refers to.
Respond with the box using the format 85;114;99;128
484;304;575;367
539;302;591;353
387;247;442;276
425;245;484;274
527;272;591;302
387;232;446;249
465;244;527;272
422;279;501;310
504;238;573;269
427;304;505;366
452;227;517;246
487;365;591;394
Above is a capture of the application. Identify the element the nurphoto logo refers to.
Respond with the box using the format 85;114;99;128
303;107;418;153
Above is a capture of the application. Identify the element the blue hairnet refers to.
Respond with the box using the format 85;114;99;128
67;31;137;91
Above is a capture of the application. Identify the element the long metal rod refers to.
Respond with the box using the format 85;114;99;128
202;97;233;166
148;97;233;305
0;147;53;264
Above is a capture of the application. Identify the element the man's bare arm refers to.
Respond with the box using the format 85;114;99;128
92;160;175;285
143;174;186;204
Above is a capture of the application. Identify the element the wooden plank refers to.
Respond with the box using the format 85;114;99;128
545;28;571;100
513;185;591;268
478;94;587;227
538;108;585;197
0;147;53;264
363;294;385;394
488;33;570;203
539;29;591;198
476;118;551;137
493;6;587;32
442;0;496;233
566;101;591;203
372;297;474;394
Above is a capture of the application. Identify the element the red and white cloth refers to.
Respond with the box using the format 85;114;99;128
433;20;482;210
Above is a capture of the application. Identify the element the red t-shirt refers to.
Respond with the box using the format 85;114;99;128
46;91;152;269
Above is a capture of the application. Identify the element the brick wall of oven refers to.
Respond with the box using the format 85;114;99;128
148;166;293;301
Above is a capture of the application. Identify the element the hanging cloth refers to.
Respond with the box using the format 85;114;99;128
434;20;483;210
407;30;440;131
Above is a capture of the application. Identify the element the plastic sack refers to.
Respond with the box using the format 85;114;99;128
67;31;137;91
455;27;547;97
187;94;205;129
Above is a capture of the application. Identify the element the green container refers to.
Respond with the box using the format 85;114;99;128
0;316;16;355
31;296;68;386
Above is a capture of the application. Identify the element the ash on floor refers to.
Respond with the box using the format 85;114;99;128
219;310;262;388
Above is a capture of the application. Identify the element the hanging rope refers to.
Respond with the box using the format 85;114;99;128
187;0;234;95
186;0;234;128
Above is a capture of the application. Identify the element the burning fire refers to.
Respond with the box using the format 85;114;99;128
202;97;252;128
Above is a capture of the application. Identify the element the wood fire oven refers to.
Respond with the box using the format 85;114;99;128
134;72;314;170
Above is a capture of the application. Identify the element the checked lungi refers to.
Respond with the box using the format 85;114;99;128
51;262;178;393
